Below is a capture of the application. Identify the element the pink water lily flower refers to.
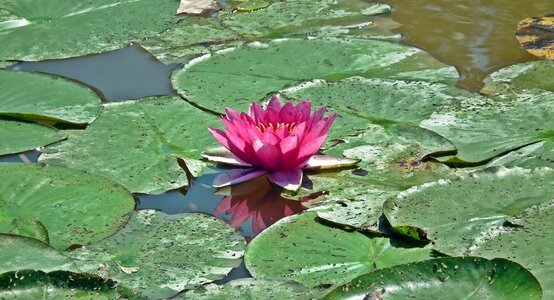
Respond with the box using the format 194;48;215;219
205;96;358;191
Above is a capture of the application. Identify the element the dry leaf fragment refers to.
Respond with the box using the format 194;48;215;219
115;261;140;274
177;0;221;15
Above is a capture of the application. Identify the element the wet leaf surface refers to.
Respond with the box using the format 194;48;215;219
40;97;220;194
0;234;77;273
0;70;101;124
0;270;137;299
325;257;542;300
0;0;180;61
481;60;554;94
0;119;65;156
0;163;135;251
68;210;245;299
245;212;433;288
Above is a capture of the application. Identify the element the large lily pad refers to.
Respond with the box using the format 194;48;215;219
177;278;319;300
0;70;102;124
245;212;432;288
487;141;554;168
0;270;136;299
0;119;65;156
469;200;554;298
420;89;554;164
325;257;542;300
383;167;554;293
0;163;135;250
0;0;179;61
481;61;554;94
0;234;77;273
40;97;220;194
68;210;245;299
172;38;459;113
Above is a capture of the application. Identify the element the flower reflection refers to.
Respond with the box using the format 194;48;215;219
213;175;309;236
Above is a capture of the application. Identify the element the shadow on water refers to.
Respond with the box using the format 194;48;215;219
8;44;178;102
374;0;552;91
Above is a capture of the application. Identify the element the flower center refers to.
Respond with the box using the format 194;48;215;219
256;122;296;133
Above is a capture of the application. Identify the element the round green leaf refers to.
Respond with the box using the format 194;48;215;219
0;70;102;124
420;89;554;164
383;167;554;254
469;200;554;298
177;278;319;300
482;61;554;94
0;119;65;156
40;97;220;194
0;234;77;273
245;212;433;288
0;163;135;250
171;38;458;113
0;270;136;299
325;257;542;300
0;0;179;61
487;141;554;168
68;210;245;299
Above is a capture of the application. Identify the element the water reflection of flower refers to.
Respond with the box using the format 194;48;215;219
205;96;358;191
213;176;309;236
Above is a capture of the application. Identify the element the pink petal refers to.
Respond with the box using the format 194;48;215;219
295;100;312;122
297;134;328;160
303;155;360;170
225;108;241;120
279;134;298;156
213;168;267;188
253;138;281;170
262;130;280;146
268;95;282;111
279;102;296;124
268;169;303;191
202;147;252;167
208;128;230;149
249;102;266;123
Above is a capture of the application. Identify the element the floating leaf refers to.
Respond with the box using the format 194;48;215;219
469;200;554;298
516;16;554;60
172;38;458;113
245;212;432;288
0;234;77;273
0;163;135;250
40;97;220;194
0;70;101;124
9;218;50;244
177;278;319;299
325;257;542;300
0;0;179;61
481;60;554;94
0;119;65;156
68;210;245;299
487;141;554;168
235;0;270;12
0;270;136;299
420;89;554;164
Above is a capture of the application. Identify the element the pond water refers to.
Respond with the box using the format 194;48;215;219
2;0;552;287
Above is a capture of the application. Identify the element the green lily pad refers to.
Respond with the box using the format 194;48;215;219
0;163;135;250
0;119;65;156
141;16;244;64
68;210;245;299
487;141;554;168
0;0;179;61
420;89;554;164
383;167;554;253
172;38;459;113
0;234;77;273
40;97;220;194
177;278;319;300
325;257;542;300
481;61;554;94
0;70;102;124
469;200;554;298
245;212;432;288
0;270;137;299
221;1;390;38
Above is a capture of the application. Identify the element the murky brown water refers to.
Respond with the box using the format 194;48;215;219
376;0;552;91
